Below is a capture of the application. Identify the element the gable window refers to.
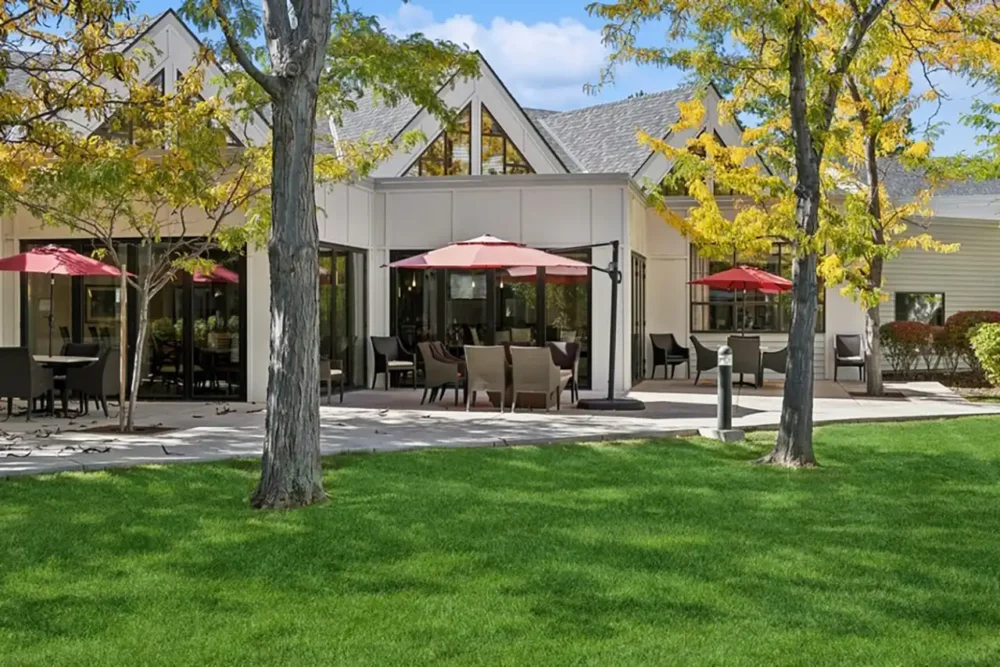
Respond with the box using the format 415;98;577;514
176;70;244;147
657;130;734;197
895;292;945;325
481;104;533;175
93;69;166;144
403;105;471;177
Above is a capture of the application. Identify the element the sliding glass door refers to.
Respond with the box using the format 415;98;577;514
19;240;248;401
319;245;367;389
390;249;592;387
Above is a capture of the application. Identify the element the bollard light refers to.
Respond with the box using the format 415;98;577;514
717;345;733;431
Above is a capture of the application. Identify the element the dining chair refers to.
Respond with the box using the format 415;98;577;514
370;336;415;390
835;334;865;381
650;333;690;379
727;335;762;388
0;347;54;421
510;346;569;412
689;336;718;385
464;345;507;411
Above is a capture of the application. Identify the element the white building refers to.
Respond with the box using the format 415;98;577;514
2;10;999;403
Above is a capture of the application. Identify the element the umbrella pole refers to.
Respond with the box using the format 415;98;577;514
119;262;128;431
48;276;54;355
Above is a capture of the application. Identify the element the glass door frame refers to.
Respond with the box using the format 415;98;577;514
389;248;593;388
319;243;367;388
631;252;647;383
18;239;248;401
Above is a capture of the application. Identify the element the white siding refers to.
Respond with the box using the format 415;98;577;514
880;218;1000;324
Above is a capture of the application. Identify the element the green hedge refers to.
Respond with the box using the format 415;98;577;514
971;323;1000;387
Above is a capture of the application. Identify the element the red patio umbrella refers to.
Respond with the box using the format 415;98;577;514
502;265;589;285
0;245;129;354
192;265;239;284
389;235;590;271
689;265;792;335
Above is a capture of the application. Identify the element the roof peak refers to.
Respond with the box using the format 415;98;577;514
547;84;700;117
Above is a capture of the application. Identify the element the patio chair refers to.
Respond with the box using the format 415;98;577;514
65;347;118;417
761;346;788;378
370;336;415;390
464;345;507;411
835;334;866;382
511;346;571;412
418;342;464;406
548;341;581;403
59;326;71;344
650;333;690;379
690;335;718;385
319;358;344;405
728;335;762;388
0;347;54;421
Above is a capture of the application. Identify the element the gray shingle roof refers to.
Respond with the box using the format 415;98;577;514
523;108;583;173
875;158;1000;201
330;84;699;175
330;90;420;144
528;87;698;175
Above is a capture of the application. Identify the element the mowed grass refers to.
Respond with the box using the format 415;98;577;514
2;418;1000;666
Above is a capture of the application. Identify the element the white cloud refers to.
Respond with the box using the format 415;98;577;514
381;4;609;109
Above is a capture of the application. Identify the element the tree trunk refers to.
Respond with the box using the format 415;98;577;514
864;256;884;396
251;76;325;509
758;15;818;467
760;247;818;467
126;282;150;432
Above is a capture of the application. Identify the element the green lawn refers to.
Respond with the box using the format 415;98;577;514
3;418;1000;666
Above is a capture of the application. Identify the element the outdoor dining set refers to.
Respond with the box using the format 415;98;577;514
368;335;580;412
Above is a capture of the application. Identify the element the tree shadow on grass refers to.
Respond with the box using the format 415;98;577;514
2;420;1000;663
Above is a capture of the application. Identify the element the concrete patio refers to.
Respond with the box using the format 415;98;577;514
1;379;997;477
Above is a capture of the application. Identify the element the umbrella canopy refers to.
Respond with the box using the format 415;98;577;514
0;244;127;277
389;235;590;271
192;265;239;284
503;265;589;284
689;265;792;294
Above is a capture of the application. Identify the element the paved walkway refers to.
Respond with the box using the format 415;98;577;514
1;380;997;477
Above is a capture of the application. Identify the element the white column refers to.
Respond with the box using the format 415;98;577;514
245;246;270;403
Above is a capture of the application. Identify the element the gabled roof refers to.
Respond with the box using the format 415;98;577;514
331;90;421;145
872;158;1000;201
527;87;699;175
329;67;700;175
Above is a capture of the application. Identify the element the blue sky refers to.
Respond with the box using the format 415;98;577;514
138;0;993;155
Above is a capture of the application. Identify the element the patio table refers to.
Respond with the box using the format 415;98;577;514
33;355;100;416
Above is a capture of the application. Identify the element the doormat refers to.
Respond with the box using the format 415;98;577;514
848;389;906;399
81;425;177;436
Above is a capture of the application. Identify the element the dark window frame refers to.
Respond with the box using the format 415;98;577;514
689;243;826;334
389;248;593;388
18;238;248;401
403;105;472;177
480;104;534;175
894;292;946;326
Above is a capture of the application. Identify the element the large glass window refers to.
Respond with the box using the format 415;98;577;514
690;244;825;333
319;246;367;389
191;252;243;398
391;249;591;386
481;105;533;175
403;105;471;177
20;240;247;401
895;292;945;325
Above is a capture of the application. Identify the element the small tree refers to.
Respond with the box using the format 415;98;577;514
21;64;269;431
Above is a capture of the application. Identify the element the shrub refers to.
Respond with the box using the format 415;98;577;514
942;310;1000;375
880;321;931;378
970;323;1000;387
933;325;962;377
